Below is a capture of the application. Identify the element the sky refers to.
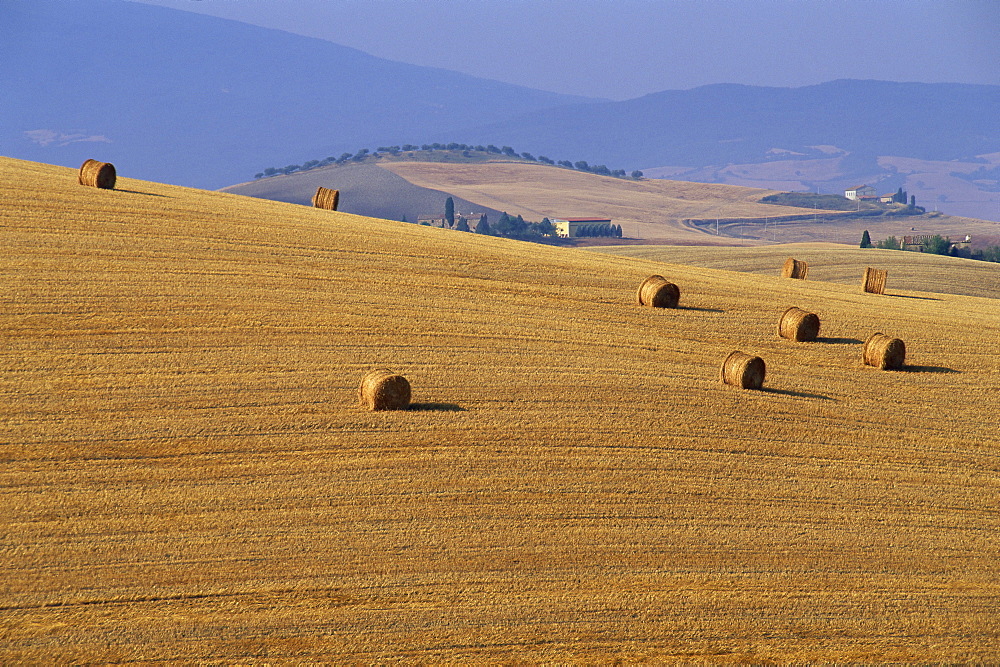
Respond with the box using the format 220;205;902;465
129;0;999;101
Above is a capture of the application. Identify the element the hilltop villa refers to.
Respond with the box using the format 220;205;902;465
844;184;877;200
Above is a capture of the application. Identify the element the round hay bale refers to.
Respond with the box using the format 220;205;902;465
863;333;906;370
636;275;680;308
312;186;340;210
777;306;820;342
781;257;809;279
78;159;116;189
358;369;411;411
721;350;766;389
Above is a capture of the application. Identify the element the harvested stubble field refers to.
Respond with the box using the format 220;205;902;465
379;161;998;245
3;156;1000;662
593;242;1000;300
379;161;823;242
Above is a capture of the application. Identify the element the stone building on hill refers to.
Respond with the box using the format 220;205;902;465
901;234;971;253
845;184;877;200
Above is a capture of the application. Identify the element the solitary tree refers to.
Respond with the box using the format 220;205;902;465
631;170;644;179
444;197;455;227
860;229;872;248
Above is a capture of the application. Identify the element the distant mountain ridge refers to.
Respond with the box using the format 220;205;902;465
0;0;598;189
450;80;1000;168
445;80;1000;221
4;2;999;220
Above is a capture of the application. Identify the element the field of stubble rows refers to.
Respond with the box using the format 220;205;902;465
2;156;1000;662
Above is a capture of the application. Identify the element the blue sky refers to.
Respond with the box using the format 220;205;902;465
130;0;998;100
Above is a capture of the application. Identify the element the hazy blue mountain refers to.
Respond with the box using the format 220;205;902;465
448;80;1000;173
0;0;598;189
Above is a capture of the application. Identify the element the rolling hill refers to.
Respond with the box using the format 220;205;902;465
592;242;1000;300
445;80;1000;222
220;161;505;224
6;3;999;222
0;0;594;190
4;156;1000;661
232;156;1000;245
453;80;1000;168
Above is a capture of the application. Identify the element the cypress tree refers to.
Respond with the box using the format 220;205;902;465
444;197;455;227
860;229;872;248
476;214;491;235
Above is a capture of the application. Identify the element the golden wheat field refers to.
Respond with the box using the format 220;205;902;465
594;242;1000;300
4;156;1000;662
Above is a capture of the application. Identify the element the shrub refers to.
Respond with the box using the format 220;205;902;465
922;235;951;255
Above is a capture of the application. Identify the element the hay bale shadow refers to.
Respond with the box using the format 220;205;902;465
887;294;941;301
900;365;960;374
678;306;724;313
816;336;863;345
407;402;466;412
117;189;170;198
760;387;836;401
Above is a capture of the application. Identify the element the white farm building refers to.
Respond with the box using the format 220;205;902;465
552;218;613;238
844;184;877;200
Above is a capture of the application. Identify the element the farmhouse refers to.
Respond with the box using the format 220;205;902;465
901;234;971;253
845;184;877;200
553;217;613;238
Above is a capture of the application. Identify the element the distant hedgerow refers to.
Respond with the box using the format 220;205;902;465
254;143;646;182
